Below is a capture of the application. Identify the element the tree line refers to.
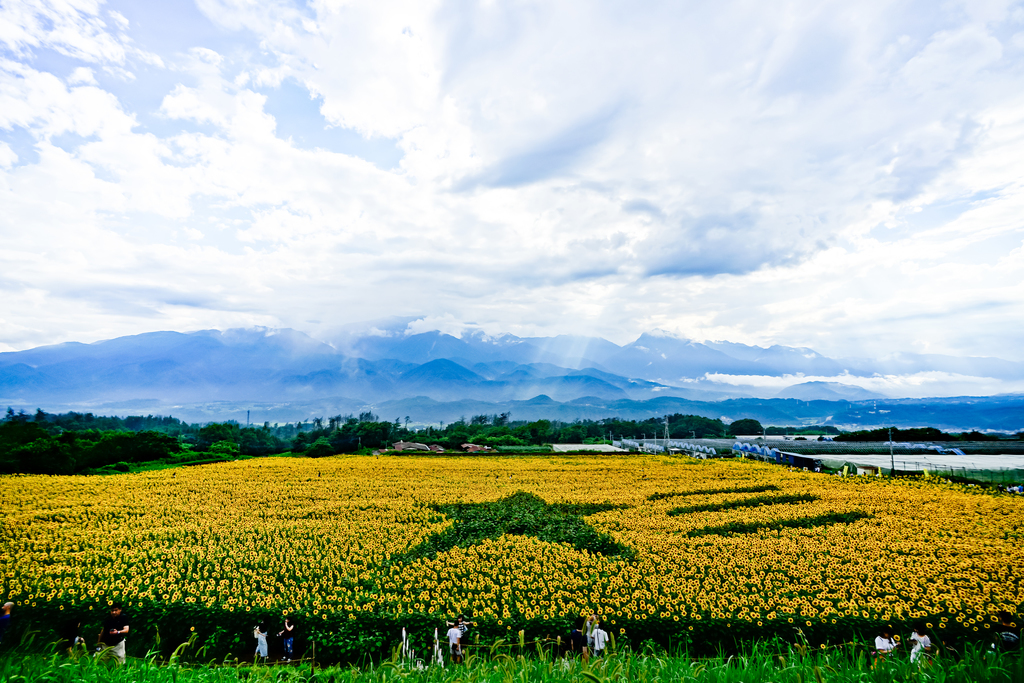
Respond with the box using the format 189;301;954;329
1;408;739;473
834;426;1011;442
3;407;1018;475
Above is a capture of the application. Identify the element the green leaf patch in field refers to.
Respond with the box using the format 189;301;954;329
648;485;780;501
404;491;633;560
667;493;818;516
683;511;873;537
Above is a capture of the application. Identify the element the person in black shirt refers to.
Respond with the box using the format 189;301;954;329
568;623;586;658
97;605;129;663
278;617;296;661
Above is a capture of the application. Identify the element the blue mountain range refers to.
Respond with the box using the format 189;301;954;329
1;326;1022;430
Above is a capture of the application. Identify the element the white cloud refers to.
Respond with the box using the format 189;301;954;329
108;9;128;31
704;371;1024;399
1;0;1024;391
0;0;127;63
66;66;97;85
900;26;1003;92
0;141;15;168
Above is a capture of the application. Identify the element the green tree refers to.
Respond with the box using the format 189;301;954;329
559;425;587;443
728;418;763;436
514;420;551;445
197;422;240;449
7;437;74;474
209;441;240;456
306;437;334;458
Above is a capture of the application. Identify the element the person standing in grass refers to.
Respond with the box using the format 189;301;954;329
591;619;609;658
446;622;462;663
254;621;269;661
874;627;897;663
97;605;129;664
278;617;295;661
446;614;476;656
910;625;931;664
446;615;469;642
568;621;586;658
460;614;477;646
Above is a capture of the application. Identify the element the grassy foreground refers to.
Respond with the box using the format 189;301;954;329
1;643;1023;683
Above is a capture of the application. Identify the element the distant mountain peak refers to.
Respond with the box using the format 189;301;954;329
775;381;885;401
2;325;1022;418
639;329;690;342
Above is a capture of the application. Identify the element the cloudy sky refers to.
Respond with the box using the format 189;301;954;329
1;0;1023;361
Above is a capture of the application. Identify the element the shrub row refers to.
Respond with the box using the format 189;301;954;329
647;485;780;501
682;512;873;537
667;493;818;516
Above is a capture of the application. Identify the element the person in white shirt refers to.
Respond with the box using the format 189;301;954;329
253;622;268;661
591;621;609;657
874;628;896;663
910;625;931;664
446;624;462;663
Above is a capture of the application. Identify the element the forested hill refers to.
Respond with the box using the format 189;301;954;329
2;407;735;474
3;407;1019;476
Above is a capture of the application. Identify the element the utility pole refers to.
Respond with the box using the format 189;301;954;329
665;415;669;442
246;410;250;427
889;427;895;478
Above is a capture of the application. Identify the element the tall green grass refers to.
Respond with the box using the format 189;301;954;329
2;637;1022;683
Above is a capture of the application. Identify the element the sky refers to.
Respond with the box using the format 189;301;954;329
1;0;1023;363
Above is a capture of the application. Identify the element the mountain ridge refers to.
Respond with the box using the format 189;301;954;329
1;326;1022;430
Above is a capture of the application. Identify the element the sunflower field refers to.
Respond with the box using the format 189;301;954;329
1;454;1021;661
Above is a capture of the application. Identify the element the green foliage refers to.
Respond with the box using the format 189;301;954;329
558;424;588;443
667;493;818;516
765;425;842;436
0;410;295;473
664;414;729;439
684;511;873;537
0;421;183;475
836;426;955;442
78;431;184;471
403;491;633;560
728;418;764;436
482;434;526;447
305;437;334;459
293;418;394;452
1;617;1020;681
0;409;817;472
198;422;241;447
25;409;189;435
958;430;1001;441
647;485;780;501
208;441;240;456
